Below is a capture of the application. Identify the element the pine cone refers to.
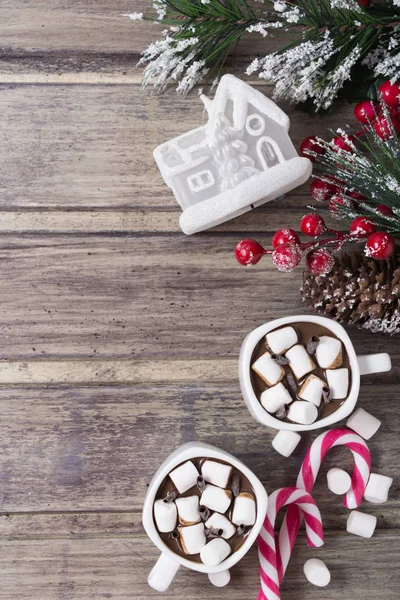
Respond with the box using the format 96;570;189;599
301;251;400;335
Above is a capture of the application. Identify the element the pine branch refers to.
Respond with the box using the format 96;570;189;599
132;0;400;109
311;103;400;235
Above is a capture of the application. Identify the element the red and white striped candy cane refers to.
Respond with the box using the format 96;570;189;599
278;428;371;579
257;487;324;600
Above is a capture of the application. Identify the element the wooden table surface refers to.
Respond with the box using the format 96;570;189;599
0;2;399;599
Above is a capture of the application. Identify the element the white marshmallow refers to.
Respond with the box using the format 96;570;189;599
315;336;342;369
266;326;298;355
285;345;315;379
287;401;318;425
260;382;292;414
200;538;231;566
271;430;301;458
205;513;236;540
169;460;200;494
346;408;381;440
327;468;351;495
364;473;393;504
153;499;177;533
201;460;232;489
298;374;326;407
179;522;207;555
200;484;232;513
303;558;331;588
175;496;201;525
346;510;377;539
252;352;284;386
232;492;256;526
326;368;349;400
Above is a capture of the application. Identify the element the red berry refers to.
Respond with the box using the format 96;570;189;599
272;243;302;272
350;216;376;236
300;213;326;237
366;232;396;259
329;195;354;214
300;136;325;161
354;100;378;125
379;80;400;108
310;178;336;202
376;204;394;216
333;134;355;153
235;239;265;266
271;228;300;249
374;115;400;140
357;0;371;6
306;248;335;275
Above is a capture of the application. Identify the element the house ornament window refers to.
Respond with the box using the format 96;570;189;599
246;114;266;137
188;169;215;193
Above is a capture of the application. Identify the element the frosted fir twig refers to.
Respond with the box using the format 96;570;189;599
128;0;400;109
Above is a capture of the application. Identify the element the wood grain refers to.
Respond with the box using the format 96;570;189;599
0;3;398;599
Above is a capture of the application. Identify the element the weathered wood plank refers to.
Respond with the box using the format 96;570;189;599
0;385;397;523
0;533;398;599
0;84;353;209
0;235;397;360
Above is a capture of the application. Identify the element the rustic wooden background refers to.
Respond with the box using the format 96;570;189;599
0;2;398;598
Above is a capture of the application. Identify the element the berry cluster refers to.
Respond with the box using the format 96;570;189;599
235;214;396;275
301;83;400;201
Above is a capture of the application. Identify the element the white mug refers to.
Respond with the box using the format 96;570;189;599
142;441;268;591
239;315;391;432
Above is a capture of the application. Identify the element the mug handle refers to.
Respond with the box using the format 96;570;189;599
148;552;180;592
357;353;391;376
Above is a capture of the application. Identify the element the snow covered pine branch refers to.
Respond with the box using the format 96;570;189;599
127;0;400;110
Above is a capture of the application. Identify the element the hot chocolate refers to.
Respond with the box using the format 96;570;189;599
153;457;257;564
250;322;351;424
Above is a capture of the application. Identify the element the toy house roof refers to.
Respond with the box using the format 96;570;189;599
206;74;290;133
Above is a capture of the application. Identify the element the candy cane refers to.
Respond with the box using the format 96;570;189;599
258;487;323;600
278;428;371;579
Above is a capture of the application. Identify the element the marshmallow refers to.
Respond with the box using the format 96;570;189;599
154;499;178;533
298;374;326;407
346;408;381;440
200;484;232;513
327;468;351;495
175;496;201;526
346;510;377;539
260;382;292;414
205;512;236;540
303;558;331;588
201;460;232;489
169;460;200;494
200;538;231;566
179;522;207;555
232;492;256;526
252;352;284;386
326;368;349;400
271;430;301;458
364;473;393;504
287;401;318;425
285;345;315;379
266;326;298;355
315;336;342;369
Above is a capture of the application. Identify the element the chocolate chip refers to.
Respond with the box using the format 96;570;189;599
163;490;178;504
205;527;223;538
199;505;210;521
286;372;297;393
322;386;332;404
231;473;241;497
170;529;179;540
306;336;320;355
237;524;246;535
276;405;288;420
271;353;290;366
196;476;206;492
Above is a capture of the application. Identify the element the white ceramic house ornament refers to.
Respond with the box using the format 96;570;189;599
153;74;312;235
